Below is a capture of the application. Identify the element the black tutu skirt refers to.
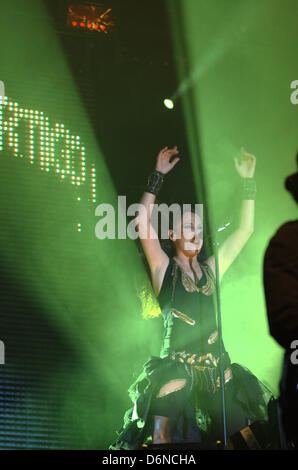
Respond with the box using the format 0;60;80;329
109;353;274;450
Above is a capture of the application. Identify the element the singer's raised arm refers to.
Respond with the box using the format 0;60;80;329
205;148;256;281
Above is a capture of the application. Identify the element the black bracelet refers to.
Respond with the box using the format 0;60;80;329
145;169;164;195
243;177;257;200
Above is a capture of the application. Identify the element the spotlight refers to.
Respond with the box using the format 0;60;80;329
163;99;174;110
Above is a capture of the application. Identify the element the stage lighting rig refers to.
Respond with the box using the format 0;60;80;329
67;4;114;34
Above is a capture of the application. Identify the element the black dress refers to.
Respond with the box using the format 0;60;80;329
110;257;273;450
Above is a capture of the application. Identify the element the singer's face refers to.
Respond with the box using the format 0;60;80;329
170;211;203;256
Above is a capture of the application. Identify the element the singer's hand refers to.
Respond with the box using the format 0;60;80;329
234;148;256;178
155;146;180;175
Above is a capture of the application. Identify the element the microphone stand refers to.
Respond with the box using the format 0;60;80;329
212;223;231;447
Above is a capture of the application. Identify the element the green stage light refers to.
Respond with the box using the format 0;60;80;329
167;0;298;395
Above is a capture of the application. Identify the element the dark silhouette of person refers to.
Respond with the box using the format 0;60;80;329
263;153;298;448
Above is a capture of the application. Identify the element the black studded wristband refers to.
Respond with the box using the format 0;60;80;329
243;177;257;200
145;169;165;195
